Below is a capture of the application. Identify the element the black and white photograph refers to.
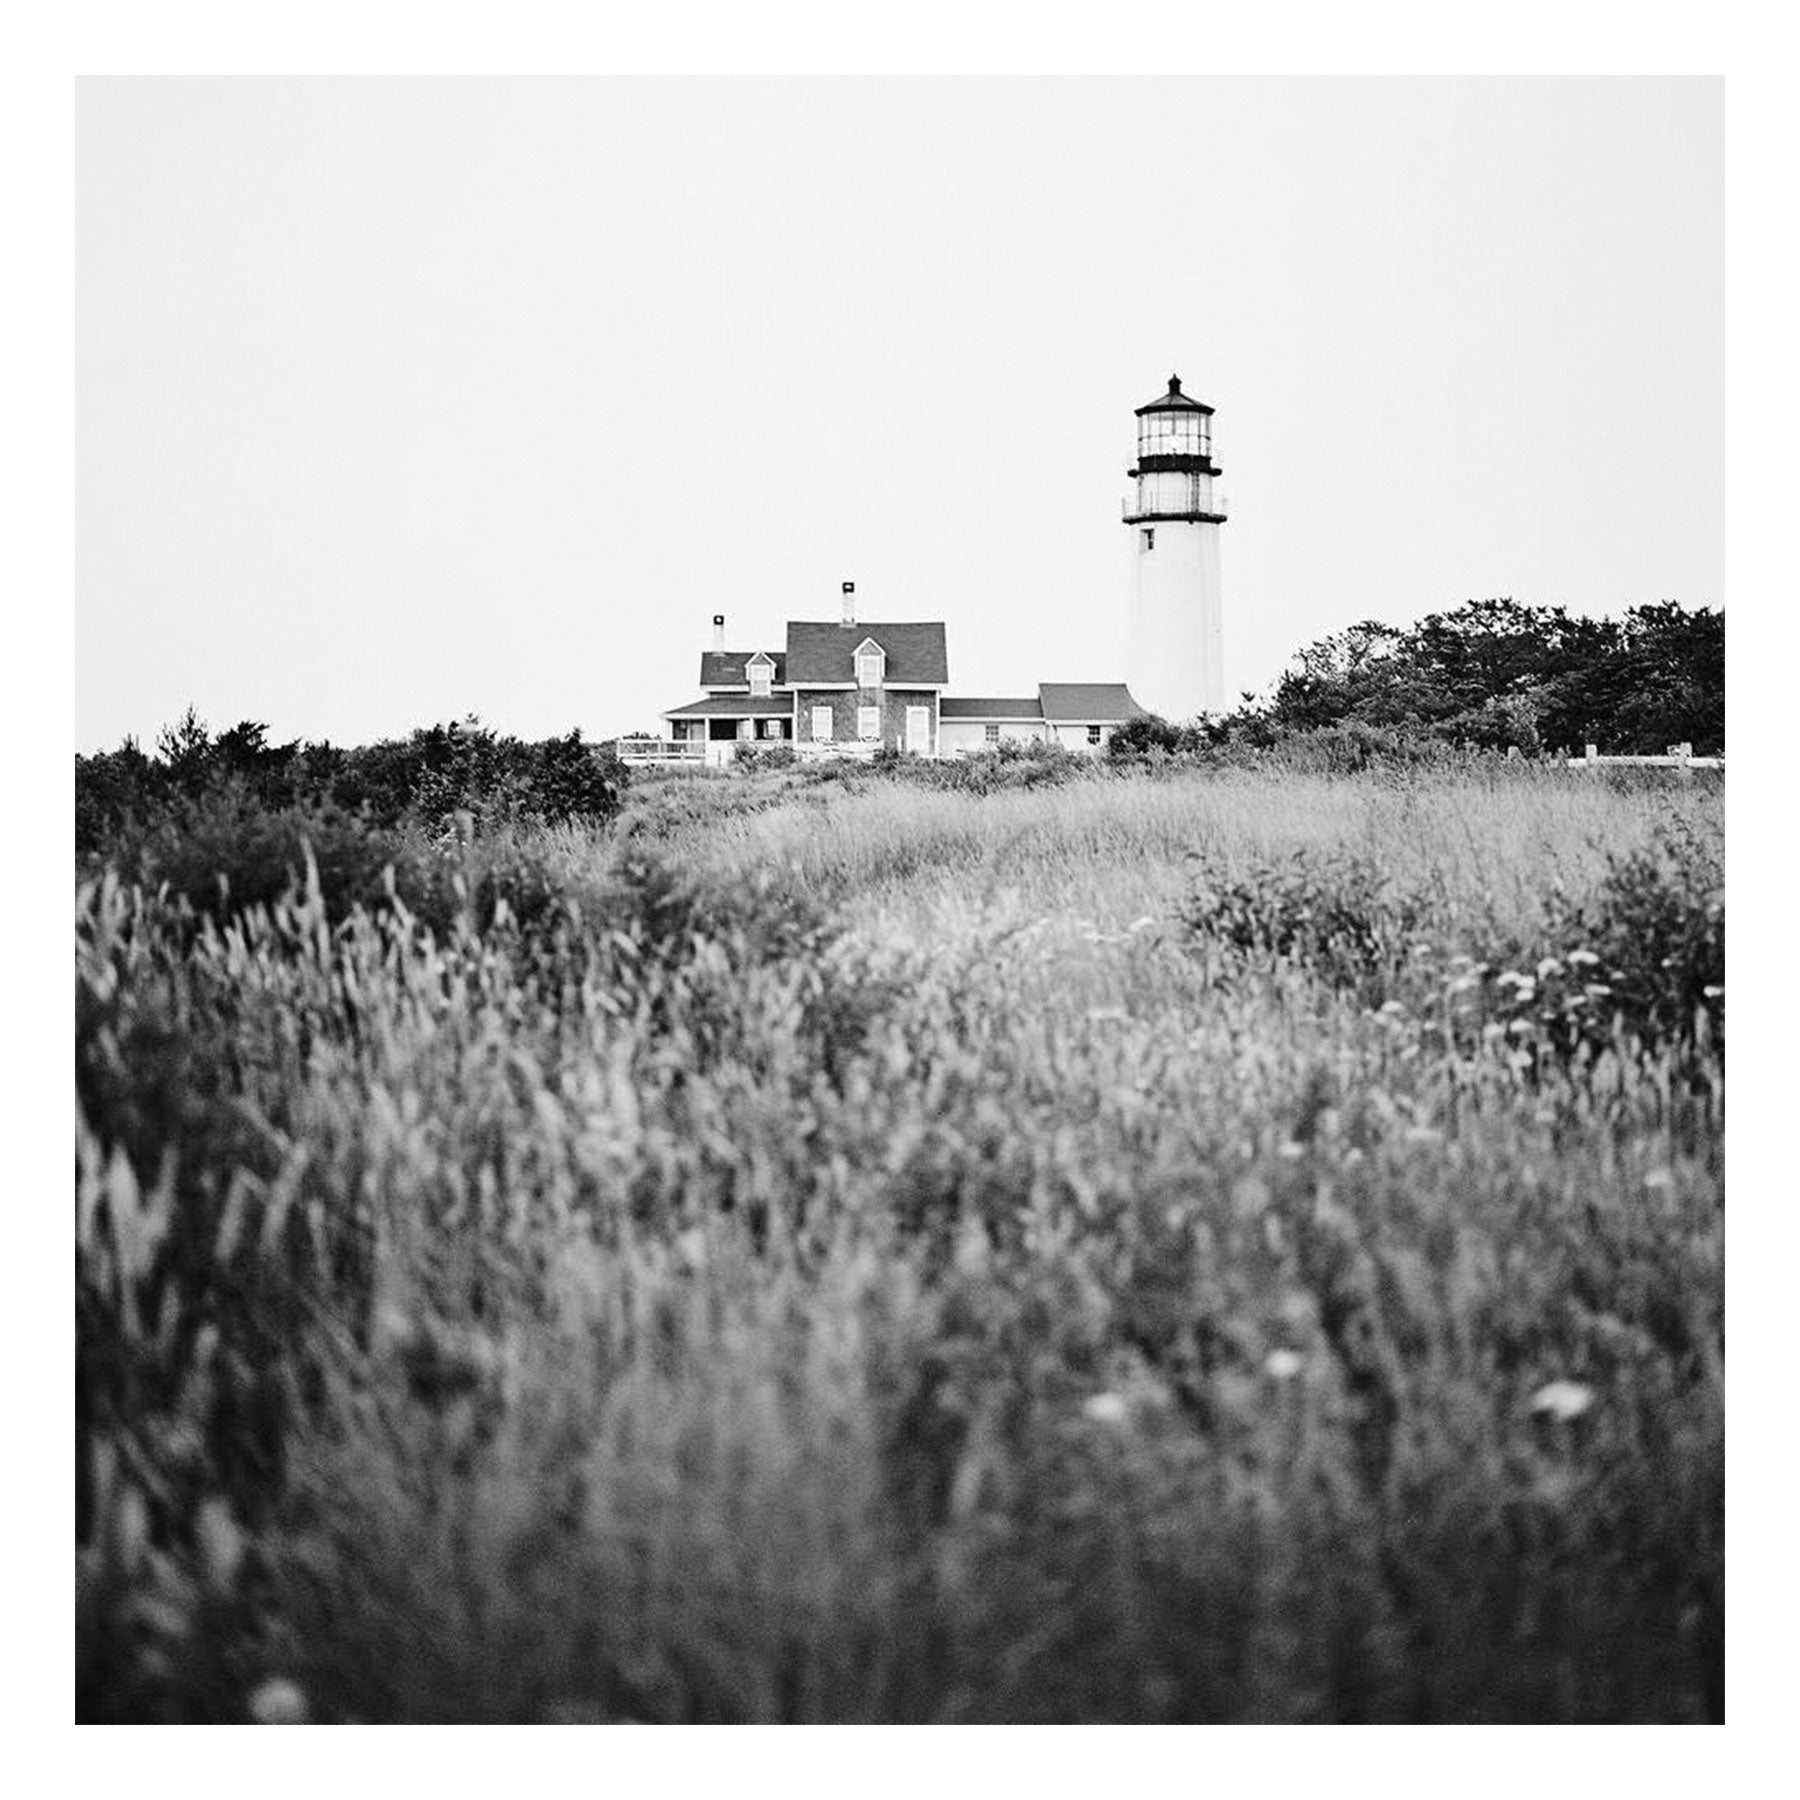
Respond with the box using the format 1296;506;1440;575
53;32;1754;1747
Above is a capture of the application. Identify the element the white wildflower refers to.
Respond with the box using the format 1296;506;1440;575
1082;1391;1129;1426
1264;1348;1305;1382
249;1677;310;1724
1536;956;1563;980
1566;948;1600;967
1530;1379;1597;1424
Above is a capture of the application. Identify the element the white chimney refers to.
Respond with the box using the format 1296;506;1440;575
712;613;726;652
841;581;855;627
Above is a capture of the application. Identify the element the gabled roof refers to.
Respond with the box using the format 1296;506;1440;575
940;696;1045;721
1037;682;1148;723
663;695;795;718
700;650;787;687
1135;374;1214;417
786;620;949;685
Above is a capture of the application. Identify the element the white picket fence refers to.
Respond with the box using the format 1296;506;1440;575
1567;742;1723;771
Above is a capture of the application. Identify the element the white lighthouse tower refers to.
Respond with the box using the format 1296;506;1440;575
1123;375;1227;719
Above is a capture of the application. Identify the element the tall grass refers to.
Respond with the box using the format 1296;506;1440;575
76;763;1723;1722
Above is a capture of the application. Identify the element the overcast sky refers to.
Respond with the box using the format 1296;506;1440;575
75;77;1721;750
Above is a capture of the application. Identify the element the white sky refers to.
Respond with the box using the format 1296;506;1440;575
75;77;1722;749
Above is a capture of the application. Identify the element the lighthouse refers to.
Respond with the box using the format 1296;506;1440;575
1123;375;1227;719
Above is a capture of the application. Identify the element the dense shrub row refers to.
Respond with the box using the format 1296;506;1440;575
76;710;628;927
1111;598;1723;760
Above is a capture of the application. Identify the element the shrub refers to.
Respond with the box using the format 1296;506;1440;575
1182;845;1430;999
1547;818;1724;1053
733;741;798;773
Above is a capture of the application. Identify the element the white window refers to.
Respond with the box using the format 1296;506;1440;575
763;718;785;739
749;667;771;697
858;704;880;741
984;722;1000;744
737;718;755;741
856;652;883;689
811;705;834;741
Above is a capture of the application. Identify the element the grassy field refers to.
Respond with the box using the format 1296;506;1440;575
75;758;1724;1722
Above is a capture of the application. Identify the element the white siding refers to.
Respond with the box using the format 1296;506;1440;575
938;717;1048;755
1127;516;1224;719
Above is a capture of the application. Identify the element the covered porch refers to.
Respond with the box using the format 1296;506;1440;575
661;695;796;766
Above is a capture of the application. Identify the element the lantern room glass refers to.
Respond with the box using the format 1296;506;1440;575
1138;410;1210;459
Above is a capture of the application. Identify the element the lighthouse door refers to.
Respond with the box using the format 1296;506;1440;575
906;706;930;755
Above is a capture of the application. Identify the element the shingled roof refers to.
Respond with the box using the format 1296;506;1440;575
940;696;1044;721
1037;683;1147;723
786;621;949;686
699;650;787;688
662;695;795;719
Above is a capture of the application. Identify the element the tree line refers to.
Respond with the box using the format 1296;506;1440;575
1113;598;1723;758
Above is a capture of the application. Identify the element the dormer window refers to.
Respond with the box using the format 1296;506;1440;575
853;638;886;690
750;667;771;697
747;652;774;698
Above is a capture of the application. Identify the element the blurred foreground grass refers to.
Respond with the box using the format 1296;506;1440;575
76;762;1723;1721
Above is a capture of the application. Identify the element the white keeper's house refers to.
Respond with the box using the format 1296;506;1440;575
642;376;1226;765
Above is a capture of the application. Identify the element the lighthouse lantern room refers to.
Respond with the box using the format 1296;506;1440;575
1123;375;1227;719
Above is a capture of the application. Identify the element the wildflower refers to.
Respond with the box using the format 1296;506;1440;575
1643;1168;1675;1192
249;1677;310;1724
1536;956;1563;979
1126;916;1157;934
1085;1006;1129;1024
1566;948;1600;967
1082;1391;1129;1426
195;1496;243;1591
1446;974;1480;996
1277;1140;1306;1161
1703;984;1723;999
1264;1348;1305;1382
1529;1379;1596;1423
1404;1124;1443;1145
